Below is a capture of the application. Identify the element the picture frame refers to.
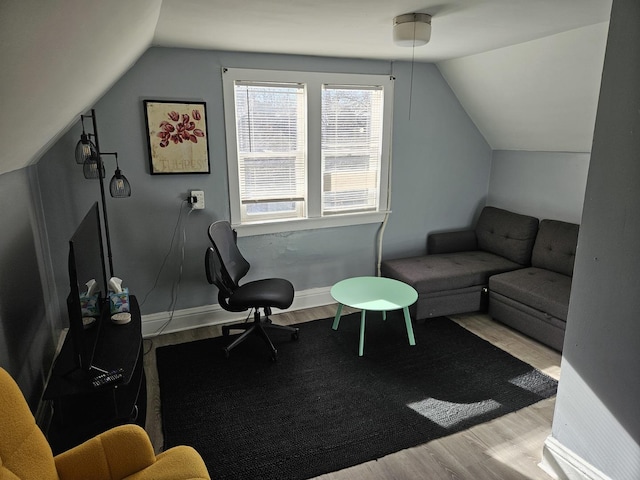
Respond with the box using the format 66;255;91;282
144;100;210;174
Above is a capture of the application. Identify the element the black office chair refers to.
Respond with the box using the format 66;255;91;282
205;220;298;361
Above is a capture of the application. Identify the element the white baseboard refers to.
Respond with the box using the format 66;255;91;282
141;286;335;338
540;436;611;480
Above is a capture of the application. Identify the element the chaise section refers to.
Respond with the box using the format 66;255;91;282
382;251;523;318
385;251;523;293
381;207;539;319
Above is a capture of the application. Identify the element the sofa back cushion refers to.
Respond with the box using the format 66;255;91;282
475;206;539;265
532;219;579;276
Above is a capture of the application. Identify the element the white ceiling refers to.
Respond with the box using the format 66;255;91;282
0;0;612;176
154;0;611;62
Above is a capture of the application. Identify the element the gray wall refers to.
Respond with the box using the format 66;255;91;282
551;0;640;477
488;150;589;224
383;62;492;259
36;48;492;318
0;167;57;409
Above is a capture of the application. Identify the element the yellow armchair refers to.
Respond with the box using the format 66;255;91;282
0;368;210;480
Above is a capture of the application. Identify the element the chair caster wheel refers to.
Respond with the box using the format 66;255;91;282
270;350;278;362
223;347;230;359
291;329;299;340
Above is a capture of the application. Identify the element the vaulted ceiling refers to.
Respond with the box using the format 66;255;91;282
0;0;612;176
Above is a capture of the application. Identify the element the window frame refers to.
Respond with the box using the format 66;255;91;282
222;67;394;237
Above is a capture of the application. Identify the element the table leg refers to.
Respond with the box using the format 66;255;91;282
403;306;416;346
332;303;344;330
359;310;366;356
382;310;387;321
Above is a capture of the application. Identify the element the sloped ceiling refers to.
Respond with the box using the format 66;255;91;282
0;0;612;176
0;0;162;176
439;22;610;152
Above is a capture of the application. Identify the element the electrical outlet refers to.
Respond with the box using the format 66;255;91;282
190;190;205;210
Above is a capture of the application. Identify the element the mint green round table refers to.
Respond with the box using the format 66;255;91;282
331;276;418;356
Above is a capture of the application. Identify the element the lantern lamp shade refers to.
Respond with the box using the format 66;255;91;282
110;168;131;197
75;133;98;164
83;157;105;179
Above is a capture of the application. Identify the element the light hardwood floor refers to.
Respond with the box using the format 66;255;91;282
143;306;561;480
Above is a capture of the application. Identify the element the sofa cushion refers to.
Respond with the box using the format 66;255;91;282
532;219;579;277
475;206;539;265
382;251;522;294
427;229;477;254
489;267;572;321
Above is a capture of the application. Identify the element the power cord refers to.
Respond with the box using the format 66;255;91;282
161;207;193;334
377;66;395;276
139;200;189;309
141;200;194;353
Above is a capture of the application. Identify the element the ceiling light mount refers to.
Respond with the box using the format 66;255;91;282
393;13;432;47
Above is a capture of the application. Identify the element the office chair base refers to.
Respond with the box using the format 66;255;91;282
222;311;299;361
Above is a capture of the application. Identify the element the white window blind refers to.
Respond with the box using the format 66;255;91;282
321;85;383;215
223;68;394;235
234;81;307;222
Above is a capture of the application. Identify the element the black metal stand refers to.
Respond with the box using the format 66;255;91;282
87;109;115;278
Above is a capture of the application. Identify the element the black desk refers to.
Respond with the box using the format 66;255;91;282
44;295;146;454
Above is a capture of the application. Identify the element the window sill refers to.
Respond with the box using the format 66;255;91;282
232;211;391;237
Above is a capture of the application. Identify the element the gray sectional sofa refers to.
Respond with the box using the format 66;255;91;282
489;219;579;351
381;206;579;352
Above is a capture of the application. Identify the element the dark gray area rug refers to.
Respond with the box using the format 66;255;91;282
156;313;557;480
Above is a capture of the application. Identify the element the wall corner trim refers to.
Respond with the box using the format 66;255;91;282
539;435;612;480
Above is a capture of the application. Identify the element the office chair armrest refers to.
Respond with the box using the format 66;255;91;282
55;424;157;480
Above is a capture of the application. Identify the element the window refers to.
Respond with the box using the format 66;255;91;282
234;81;307;222
223;68;394;235
322;85;384;216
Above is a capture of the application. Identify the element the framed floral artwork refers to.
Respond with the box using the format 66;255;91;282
144;100;210;174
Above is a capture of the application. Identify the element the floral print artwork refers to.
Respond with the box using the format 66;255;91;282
145;101;210;174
